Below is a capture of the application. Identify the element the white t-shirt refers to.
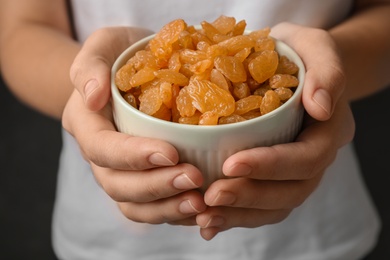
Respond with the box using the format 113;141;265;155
53;1;381;259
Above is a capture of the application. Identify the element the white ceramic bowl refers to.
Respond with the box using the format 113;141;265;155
111;34;305;191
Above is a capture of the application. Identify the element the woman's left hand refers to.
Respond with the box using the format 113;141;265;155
196;23;355;240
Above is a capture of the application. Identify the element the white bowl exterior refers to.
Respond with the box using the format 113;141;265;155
111;34;305;190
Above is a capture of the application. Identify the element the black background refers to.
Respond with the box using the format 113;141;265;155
1;75;389;259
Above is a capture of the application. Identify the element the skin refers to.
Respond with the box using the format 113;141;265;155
1;0;390;241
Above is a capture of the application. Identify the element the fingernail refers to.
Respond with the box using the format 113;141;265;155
210;191;236;206
225;163;252;177
173;174;199;190
84;79;99;100
312;88;332;117
148;153;175;166
203;216;225;228
179;200;201;214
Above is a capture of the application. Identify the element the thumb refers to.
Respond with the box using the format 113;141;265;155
271;22;345;121
70;27;153;111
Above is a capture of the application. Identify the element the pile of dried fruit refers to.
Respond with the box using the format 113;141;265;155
115;15;299;125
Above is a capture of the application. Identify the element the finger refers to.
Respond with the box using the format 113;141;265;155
70;27;153;111
197;207;291;240
222;128;331;181
303;61;345;121
223;97;354;180
92;163;204;203
63;90;179;170
118;190;206;224
85;130;179;170
167;215;197;226
203;176;321;210
271;23;345;121
168;217;198;226
225;142;324;181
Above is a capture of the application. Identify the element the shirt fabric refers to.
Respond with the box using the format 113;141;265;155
53;1;381;259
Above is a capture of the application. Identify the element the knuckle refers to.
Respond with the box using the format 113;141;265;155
69;62;79;83
80;144;102;167
103;183;126;202
69;57;85;87
104;187;120;201
245;193;263;209
145;182;163;201
299;144;328;180
91;27;111;38
329;65;347;96
148;213;170;224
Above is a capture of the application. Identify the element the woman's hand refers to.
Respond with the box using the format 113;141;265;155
63;27;207;225
196;23;355;240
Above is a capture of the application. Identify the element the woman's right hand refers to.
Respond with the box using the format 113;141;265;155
62;27;207;225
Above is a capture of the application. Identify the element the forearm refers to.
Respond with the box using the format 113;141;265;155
330;2;390;101
0;0;80;120
1;25;80;119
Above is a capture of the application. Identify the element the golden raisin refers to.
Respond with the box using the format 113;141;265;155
253;84;272;97
209;68;230;91
129;67;156;88
260;90;281;115
234;47;252;63
149;19;187;60
179;49;208;64
219;114;246;124
179;111;201;125
177;30;195;50
199;111;219;125
123;92;138;108
189;59;213;75
201;21;221;43
154;69;189;86
168;51;182;72
254;37;275;52
211;15;236;35
276;55;299;75
235;95;263;115
171;84;181;122
218;35;255;56
186;79;235;117
152;103;171;121
241;110;262;120
176;86;196;117
274;87;294;102
233;82;251;100
269;74;299;89
214;55;247;83
115;63;136;92
248;50;279;84
138;84;162;116
248;27;271;41
230;19;247;36
128;50;161;70
159;81;173;108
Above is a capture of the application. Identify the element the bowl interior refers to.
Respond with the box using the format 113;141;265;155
111;34;305;132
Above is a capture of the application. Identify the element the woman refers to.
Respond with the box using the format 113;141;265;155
1;0;389;259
